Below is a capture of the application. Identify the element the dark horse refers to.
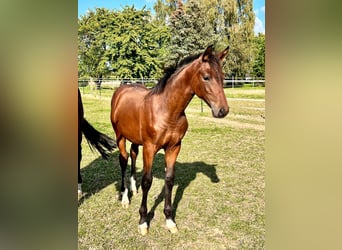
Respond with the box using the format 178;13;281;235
110;45;229;235
78;89;116;199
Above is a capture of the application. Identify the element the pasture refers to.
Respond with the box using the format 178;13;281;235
78;87;265;249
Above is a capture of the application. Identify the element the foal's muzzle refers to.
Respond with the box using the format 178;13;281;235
212;106;229;118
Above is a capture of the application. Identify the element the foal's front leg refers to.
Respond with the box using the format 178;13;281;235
164;145;181;233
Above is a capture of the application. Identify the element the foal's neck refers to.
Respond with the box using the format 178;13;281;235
161;62;197;117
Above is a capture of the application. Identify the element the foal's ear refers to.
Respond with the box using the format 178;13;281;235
217;46;229;61
202;45;214;62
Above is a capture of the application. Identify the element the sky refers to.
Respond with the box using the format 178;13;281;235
78;0;265;34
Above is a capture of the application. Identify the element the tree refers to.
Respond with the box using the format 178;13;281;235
226;0;255;77
78;7;169;80
252;33;265;78
109;7;160;79
165;0;218;66
78;8;114;83
78;2;258;80
153;0;177;23
153;0;255;77
200;0;255;77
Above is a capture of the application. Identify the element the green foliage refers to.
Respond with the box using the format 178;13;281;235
157;0;257;76
78;8;113;79
78;1;264;80
153;0;177;22
78;7;169;79
252;33;265;77
165;0;218;66
218;0;255;76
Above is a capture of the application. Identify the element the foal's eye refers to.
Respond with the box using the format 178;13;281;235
203;75;210;81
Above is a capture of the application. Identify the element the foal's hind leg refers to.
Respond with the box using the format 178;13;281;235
117;136;129;208
163;145;181;233
138;143;156;235
130;144;139;196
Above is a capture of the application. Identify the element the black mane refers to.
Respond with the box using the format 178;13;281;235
149;53;202;96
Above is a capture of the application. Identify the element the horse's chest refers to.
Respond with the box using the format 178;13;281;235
156;116;188;146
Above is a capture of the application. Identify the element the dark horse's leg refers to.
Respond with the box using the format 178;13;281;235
78;89;83;199
78;140;82;198
163;144;180;233
130;144;139;195
117;136;129;208
138;143;156;235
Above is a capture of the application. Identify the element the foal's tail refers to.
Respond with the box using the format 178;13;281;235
81;118;116;159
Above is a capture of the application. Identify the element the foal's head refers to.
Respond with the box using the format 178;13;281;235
192;45;229;118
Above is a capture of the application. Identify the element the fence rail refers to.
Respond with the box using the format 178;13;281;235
78;77;265;89
223;79;265;88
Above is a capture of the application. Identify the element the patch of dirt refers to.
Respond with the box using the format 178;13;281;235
189;114;265;131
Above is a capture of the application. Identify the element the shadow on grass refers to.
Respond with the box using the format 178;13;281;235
148;153;219;223
79;152;220;222
78;151;121;205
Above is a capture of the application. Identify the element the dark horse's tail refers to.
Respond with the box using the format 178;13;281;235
81;118;116;159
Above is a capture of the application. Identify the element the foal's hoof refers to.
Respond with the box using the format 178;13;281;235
138;222;148;236
78;184;82;200
168;226;178;234
121;190;129;208
121;202;129;209
78;190;82;201
166;219;178;234
132;190;138;196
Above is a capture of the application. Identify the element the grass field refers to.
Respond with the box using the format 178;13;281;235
78;87;265;249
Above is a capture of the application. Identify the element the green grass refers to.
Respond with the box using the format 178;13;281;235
224;87;265;99
78;87;265;249
79;85;265;100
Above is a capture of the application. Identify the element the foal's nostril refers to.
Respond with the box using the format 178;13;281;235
218;108;226;118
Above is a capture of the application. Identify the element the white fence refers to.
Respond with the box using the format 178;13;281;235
78;78;157;90
78;77;265;89
223;79;265;88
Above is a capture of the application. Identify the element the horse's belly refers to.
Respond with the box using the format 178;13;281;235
113;106;142;143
